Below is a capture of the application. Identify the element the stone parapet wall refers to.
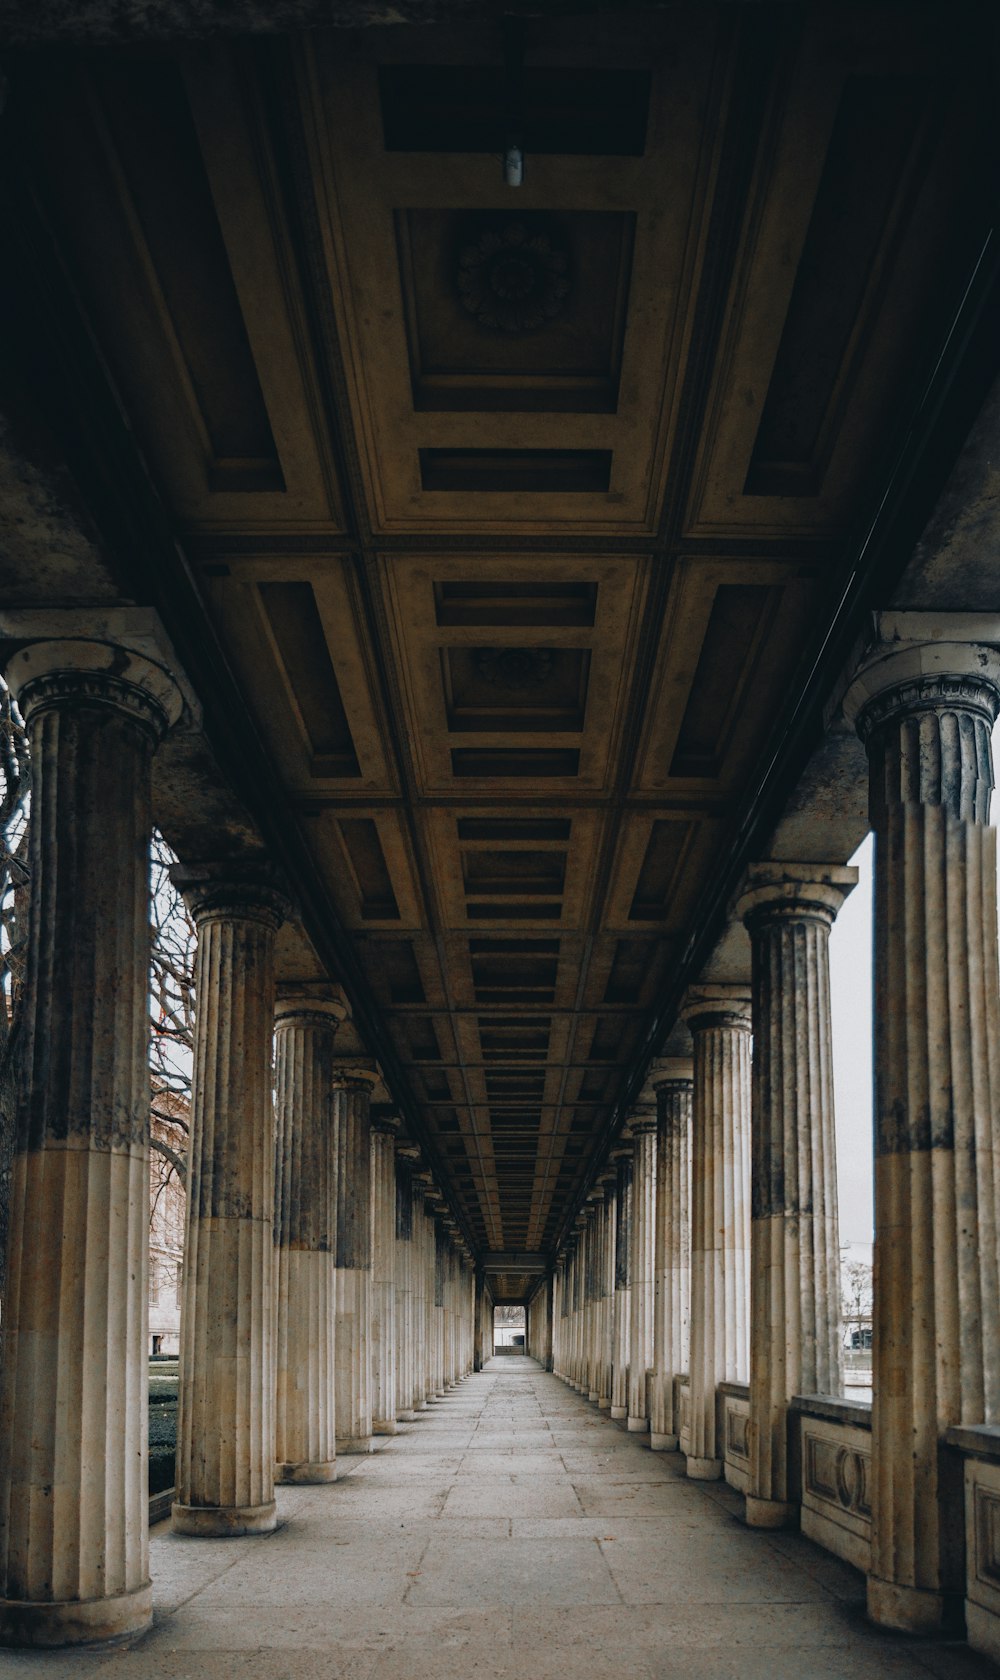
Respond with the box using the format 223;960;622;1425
946;1425;1000;1666
791;1395;872;1572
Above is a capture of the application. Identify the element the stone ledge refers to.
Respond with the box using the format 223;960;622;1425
946;1424;1000;1461
790;1392;872;1428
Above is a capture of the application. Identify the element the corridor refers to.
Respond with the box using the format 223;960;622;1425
12;1359;993;1680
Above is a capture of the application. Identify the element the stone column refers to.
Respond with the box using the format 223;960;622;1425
594;1175;613;1407
474;1269;486;1372
649;1061;693;1451
845;633;1000;1633
431;1207;447;1396
554;1260;566;1378
334;1062;379;1453
395;1147;418;1420
681;985;752;1480
273;992;345;1484
414;1179;435;1406
172;862;290;1535
0;639;180;1646
586;1195;602;1400
371;1115;399;1434
571;1227;586;1389
611;1149;633;1419
628;1109;658;1432
737;865;856;1527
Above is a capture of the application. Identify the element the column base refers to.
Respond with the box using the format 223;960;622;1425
588;1390;599;1403
276;1460;337;1485
627;1415;649;1433
372;1419;398;1435
650;1432;678;1452
397;1409;417;1422
0;1581;152;1648
867;1575;945;1635
686;1456;722;1481
172;1501;276;1537
610;1405;627;1420
337;1436;375;1454
598;1397;611;1410
745;1495;796;1530
414;1399;428;1411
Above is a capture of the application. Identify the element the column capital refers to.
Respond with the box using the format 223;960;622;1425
650;1056;694;1090
736;862;858;931
330;1059;380;1093
171;858;291;929
626;1105;658;1137
274;989;348;1032
843;622;1000;741
370;1111;402;1137
680;983;752;1034
396;1141;423;1165
5;636;184;739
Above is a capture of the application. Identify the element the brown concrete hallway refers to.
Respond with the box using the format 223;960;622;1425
7;1358;998;1680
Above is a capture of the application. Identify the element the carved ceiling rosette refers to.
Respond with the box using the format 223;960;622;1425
457;219;571;335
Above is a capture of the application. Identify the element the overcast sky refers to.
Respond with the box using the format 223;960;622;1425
830;831;875;1264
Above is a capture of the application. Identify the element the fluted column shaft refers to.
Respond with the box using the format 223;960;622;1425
628;1114;658;1430
847;640;1000;1633
432;1217;447;1395
598;1180;616;1407
273;997;344;1484
650;1066;693;1450
411;1185;428;1406
682;987;752;1480
474;1269;485;1372
611;1153;633;1418
395;1156;417;1419
334;1066;378;1453
173;866;289;1535
0;641;179;1646
371;1118;399;1433
738;866;855;1526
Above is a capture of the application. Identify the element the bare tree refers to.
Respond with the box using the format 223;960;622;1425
0;679;30;1050
0;677;29;1312
149;830;195;1222
842;1257;873;1349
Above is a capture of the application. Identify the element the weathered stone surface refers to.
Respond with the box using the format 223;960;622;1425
627;1112;657;1431
737;864;856;1528
846;632;1000;1634
172;863;289;1537
649;1061;692;1451
334;1063;379;1454
681;985;752;1481
273;993;345;1484
0;639;179;1644
371;1116;400;1434
610;1151;632;1420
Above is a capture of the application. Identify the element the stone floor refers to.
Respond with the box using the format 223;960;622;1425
4;1356;998;1679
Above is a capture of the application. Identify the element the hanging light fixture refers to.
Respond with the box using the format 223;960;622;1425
502;16;525;186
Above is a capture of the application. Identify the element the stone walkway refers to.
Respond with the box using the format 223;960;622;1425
5;1357;997;1678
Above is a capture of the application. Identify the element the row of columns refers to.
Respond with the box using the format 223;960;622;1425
550;626;1000;1637
3;623;1000;1642
0;637;474;1647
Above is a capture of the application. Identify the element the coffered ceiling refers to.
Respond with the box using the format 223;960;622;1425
11;4;992;1285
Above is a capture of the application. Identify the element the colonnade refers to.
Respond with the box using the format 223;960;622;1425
544;619;1000;1638
2;619;1000;1648
0;635;475;1647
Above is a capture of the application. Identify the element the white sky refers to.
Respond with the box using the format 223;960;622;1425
829;719;1000;1266
830;830;875;1265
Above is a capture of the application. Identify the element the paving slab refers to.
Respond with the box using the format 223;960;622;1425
7;1357;999;1680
